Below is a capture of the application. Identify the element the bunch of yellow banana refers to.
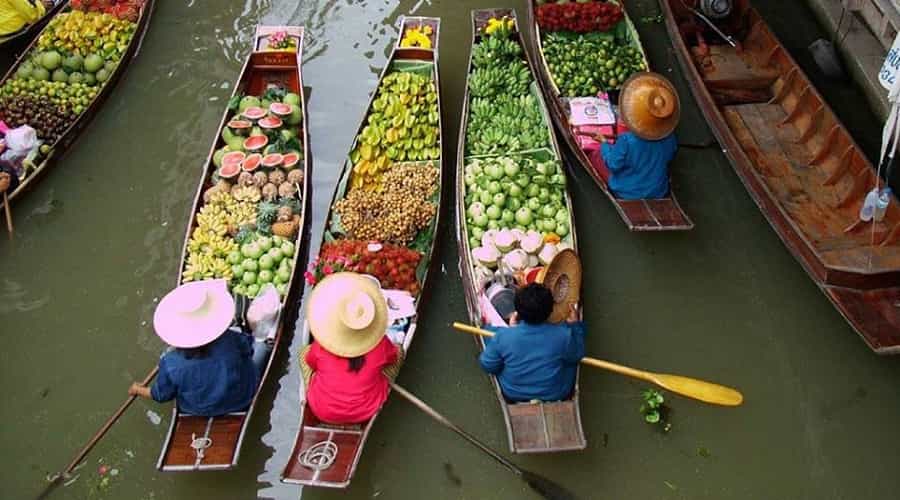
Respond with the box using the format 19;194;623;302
182;252;234;283
206;191;258;227
187;227;238;257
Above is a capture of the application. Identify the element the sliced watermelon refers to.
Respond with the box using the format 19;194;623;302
242;153;263;172
261;153;284;168
243;134;268;151
258;116;283;129
227;120;252;134
222;151;246;166
282;152;301;169
269;102;292;117
242;106;267;121
218;162;241;179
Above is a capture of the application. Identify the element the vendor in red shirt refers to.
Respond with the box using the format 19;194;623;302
301;272;402;424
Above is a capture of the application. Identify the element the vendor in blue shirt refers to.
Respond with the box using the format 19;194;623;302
128;279;271;416
588;72;681;200
479;283;585;403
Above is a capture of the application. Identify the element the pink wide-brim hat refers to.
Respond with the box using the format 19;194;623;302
153;279;235;348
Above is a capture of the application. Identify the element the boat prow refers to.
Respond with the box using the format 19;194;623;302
156;25;312;471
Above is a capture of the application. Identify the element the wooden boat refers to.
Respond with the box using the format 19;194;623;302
524;0;694;231
456;9;587;453
0;0;156;203
0;0;67;47
280;16;444;487
156;25;312;471
660;0;900;353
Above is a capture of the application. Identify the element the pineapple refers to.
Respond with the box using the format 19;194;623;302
256;201;280;235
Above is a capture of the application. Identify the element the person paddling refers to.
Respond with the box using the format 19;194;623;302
589;72;681;200
128;279;272;416
301;272;403;424
480;264;586;403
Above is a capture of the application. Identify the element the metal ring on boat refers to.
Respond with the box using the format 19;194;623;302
298;440;338;471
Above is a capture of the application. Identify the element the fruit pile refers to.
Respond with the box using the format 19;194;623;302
228;235;296;298
543;32;646;94
308;240;422;294
0;8;139;147
536;0;624;33
71;0;145;21
349;70;440;191
400;24;434;49
463;156;570;244
334;162;438;245
182;86;306;299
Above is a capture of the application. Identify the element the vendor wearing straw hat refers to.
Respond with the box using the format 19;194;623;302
589;72;680;200
128;279;272;417
301;272;402;424
480;250;585;403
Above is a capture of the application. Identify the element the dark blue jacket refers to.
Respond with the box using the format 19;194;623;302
479;321;586;402
151;329;258;416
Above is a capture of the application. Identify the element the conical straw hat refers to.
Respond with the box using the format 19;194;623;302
153;279;235;348
536;249;581;323
307;272;388;358
619;72;681;141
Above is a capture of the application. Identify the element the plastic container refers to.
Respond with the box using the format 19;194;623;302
860;187;881;222
875;188;893;221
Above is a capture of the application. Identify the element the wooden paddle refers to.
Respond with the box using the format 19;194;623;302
36;367;159;499
390;383;575;500
3;192;12;235
453;322;743;407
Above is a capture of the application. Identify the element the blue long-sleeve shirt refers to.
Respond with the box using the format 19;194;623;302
151;329;259;416
601;132;676;199
479;321;586;402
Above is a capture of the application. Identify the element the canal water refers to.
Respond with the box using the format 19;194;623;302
2;0;899;498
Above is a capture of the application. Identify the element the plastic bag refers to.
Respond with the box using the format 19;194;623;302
0;125;38;175
247;284;282;341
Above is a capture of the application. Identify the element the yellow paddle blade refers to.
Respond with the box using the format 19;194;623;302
649;373;744;407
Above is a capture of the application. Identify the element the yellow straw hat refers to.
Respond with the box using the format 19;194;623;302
306;272;388;358
537;249;582;323
619;72;681;141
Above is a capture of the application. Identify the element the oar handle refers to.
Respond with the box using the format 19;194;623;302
3;192;12;235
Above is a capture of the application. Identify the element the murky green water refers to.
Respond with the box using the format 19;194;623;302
2;0;900;498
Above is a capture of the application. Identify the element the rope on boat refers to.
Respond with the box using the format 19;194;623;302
298;440;338;471
190;433;213;462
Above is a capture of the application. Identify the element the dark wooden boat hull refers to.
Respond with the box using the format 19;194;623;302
0;0;68;47
280;16;445;488
156;26;313;471
456;8;586;454
2;1;156;205
660;0;900;353
523;0;694;232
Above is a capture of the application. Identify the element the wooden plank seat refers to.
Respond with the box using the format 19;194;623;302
506;400;586;453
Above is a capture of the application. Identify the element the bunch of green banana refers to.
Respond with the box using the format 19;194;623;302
468;61;531;98
472;35;522;68
466;94;549;155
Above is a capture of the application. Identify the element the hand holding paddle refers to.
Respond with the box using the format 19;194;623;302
454;322;743;407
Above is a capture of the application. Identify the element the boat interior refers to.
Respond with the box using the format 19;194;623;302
669;0;900;277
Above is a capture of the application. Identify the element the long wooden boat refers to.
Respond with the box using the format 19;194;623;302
281;16;444;487
661;0;900;353
524;0;694;231
0;0;155;203
456;9;586;453
156;25;312;471
0;0;67;47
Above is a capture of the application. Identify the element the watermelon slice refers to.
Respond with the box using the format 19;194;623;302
269;102;292;117
282;152;301;169
241;153;263;172
258;116;283;129
222;151;246;166
242;106;267;121
243;135;268;151
227;120;252;134
261;153;284;168
218;162;241;179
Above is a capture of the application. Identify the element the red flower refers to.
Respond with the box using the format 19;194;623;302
304;271;316;285
322;265;334;275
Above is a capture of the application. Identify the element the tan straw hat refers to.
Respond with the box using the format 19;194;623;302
307;272;389;358
619;72;681;141
537;249;582;323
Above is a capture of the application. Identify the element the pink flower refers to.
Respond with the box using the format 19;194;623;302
322;265;334;275
304;271;316;285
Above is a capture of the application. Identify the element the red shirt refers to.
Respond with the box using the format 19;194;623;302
306;337;399;424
